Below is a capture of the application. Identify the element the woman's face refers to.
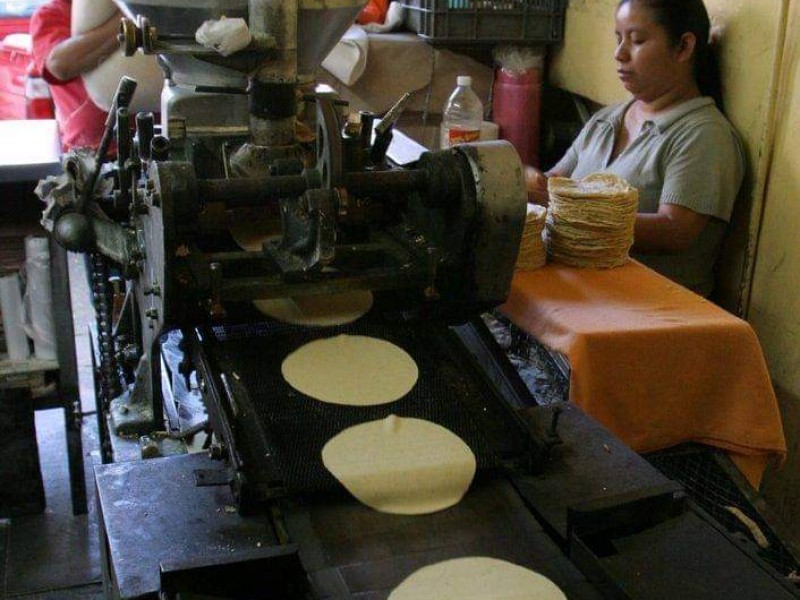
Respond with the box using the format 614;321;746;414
614;2;692;100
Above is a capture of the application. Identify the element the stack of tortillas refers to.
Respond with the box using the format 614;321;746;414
546;173;638;268
515;204;547;271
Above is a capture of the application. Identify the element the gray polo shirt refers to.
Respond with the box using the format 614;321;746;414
554;96;745;297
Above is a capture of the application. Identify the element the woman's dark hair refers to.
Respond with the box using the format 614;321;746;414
618;0;723;109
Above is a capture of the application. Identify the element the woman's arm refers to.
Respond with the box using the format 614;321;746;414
524;166;567;205
633;203;709;253
634;118;743;254
45;12;121;82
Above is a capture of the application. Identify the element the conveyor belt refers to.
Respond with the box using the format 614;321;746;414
198;315;536;495
281;477;603;599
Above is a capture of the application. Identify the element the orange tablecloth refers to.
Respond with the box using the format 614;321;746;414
500;261;786;489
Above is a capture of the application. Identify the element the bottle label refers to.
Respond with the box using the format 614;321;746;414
447;127;480;146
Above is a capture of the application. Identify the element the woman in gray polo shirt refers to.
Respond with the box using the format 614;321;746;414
527;0;745;298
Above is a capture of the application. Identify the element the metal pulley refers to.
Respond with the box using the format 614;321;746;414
119;16;158;56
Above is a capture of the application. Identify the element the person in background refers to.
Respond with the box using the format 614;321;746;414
526;0;744;298
30;0;121;151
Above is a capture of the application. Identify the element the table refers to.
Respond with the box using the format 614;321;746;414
500;260;786;489
0;119;61;183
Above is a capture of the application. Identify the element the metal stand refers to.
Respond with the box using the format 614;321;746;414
48;238;87;515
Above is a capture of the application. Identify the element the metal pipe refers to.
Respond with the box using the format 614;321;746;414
136;112;154;162
196;169;428;207
117;107;131;205
116;107;131;169
218;270;426;302
248;0;298;145
197;175;309;206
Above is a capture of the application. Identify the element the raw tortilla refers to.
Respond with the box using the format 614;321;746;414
230;221;278;252
254;291;373;326
389;557;567;600
281;335;418;405
322;415;476;514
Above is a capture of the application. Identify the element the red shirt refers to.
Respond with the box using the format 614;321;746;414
30;0;108;151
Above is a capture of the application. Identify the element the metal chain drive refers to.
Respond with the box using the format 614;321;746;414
91;253;121;408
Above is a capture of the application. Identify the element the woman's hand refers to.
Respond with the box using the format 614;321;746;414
524;166;549;205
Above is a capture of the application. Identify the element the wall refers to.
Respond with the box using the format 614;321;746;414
548;0;800;539
748;0;800;525
749;0;800;419
549;0;626;106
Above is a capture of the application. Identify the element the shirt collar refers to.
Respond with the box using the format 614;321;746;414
596;100;633;131
651;96;714;131
597;96;715;133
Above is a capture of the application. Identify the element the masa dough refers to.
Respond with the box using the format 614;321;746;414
254;291;373;327
322;415;476;514
389;557;567;600
282;335;418;405
229;218;280;252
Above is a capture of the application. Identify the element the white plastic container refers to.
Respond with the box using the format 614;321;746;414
440;75;484;149
0;272;30;360
24;236;56;361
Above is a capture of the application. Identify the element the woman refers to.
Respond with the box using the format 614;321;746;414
31;0;121;151
527;0;745;298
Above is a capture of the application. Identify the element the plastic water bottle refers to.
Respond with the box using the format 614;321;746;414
440;75;483;148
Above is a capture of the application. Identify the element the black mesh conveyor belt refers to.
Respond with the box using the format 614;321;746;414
200;316;534;494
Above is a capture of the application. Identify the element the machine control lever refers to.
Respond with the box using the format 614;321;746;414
370;92;412;165
374;92;412;137
80;76;138;212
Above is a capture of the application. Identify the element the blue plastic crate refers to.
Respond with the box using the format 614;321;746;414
402;0;566;45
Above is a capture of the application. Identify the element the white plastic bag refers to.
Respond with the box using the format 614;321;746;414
195;18;252;57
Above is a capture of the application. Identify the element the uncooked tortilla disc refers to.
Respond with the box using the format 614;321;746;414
389;557;567;600
230;218;280;252
281;335;418;405
322;415;476;514
254;291;373;327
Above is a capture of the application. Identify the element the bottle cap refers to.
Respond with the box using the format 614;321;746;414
457;75;472;87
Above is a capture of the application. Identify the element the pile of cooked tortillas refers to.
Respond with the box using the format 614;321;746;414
515;203;548;271
546;173;638;268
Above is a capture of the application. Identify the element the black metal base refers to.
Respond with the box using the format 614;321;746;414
95;453;283;600
95;452;604;600
514;405;799;599
94;316;799;600
94;408;799;600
